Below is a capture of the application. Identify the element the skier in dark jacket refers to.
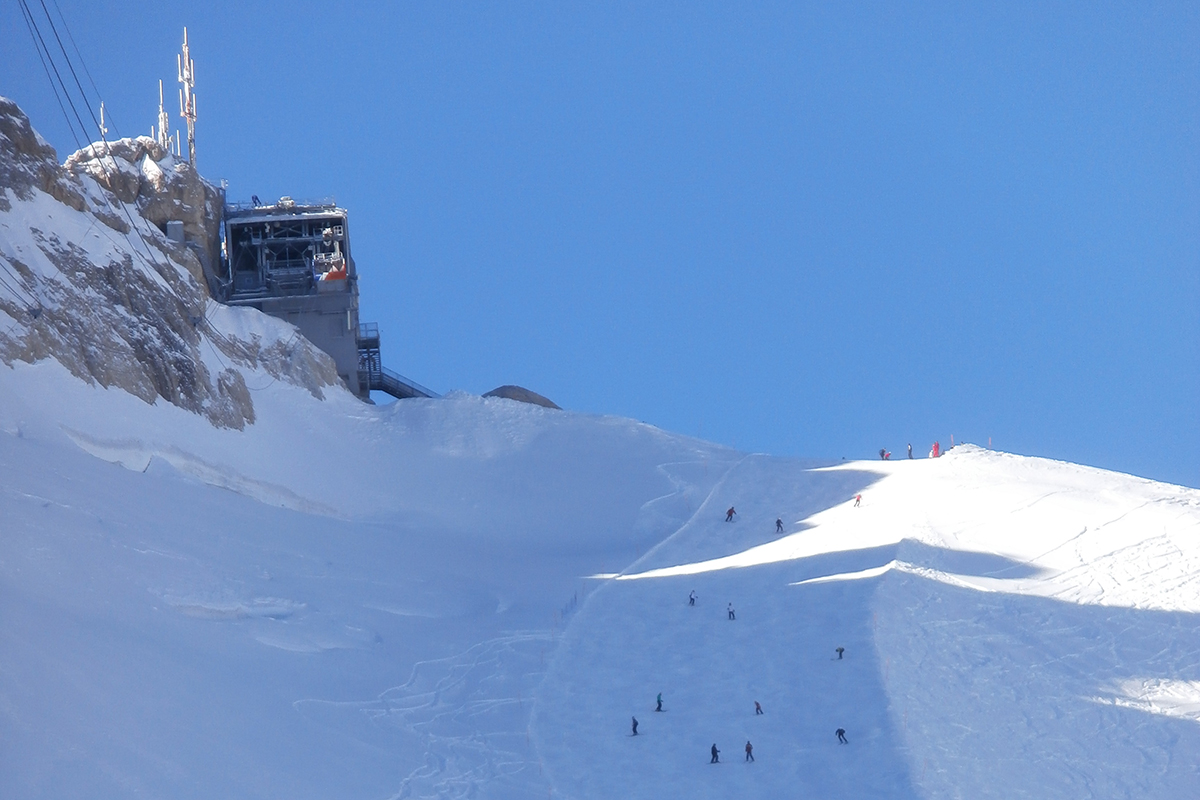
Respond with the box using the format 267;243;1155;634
632;717;638;735
710;743;720;763
725;506;736;522
656;693;663;712
836;728;848;744
754;700;763;715
775;518;784;533
745;740;754;761
836;646;844;659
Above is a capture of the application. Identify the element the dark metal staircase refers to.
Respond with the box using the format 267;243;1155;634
356;323;437;400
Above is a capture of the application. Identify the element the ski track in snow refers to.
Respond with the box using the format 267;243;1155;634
297;631;558;800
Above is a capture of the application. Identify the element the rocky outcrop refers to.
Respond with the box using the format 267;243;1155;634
0;97;87;214
0;98;341;429
483;385;561;409
65;136;222;285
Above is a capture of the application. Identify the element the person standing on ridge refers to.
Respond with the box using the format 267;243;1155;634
836;728;848;744
775;518;784;533
656;693;663;712
908;443;913;459
631;717;638;735
836;646;844;659
689;590;696;606
754;700;763;715
879;448;886;460
853;494;861;507
726;506;736;522
728;603;736;620
711;743;720;763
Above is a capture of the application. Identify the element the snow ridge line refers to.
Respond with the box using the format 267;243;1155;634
616;454;751;578
60;425;340;516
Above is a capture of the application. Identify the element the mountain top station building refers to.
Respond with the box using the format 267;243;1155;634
218;197;434;401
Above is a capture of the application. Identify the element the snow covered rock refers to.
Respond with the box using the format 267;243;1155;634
0;98;341;429
64;135;221;277
0;96;86;214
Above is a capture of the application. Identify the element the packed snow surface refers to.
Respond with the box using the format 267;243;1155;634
3;359;1200;800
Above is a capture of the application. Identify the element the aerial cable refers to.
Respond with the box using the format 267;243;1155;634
48;0;102;112
18;0;93;152
17;0;86;148
19;0;186;282
36;0;106;139
18;5;268;386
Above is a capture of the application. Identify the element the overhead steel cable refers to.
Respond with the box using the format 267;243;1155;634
48;0;102;110
15;6;294;395
17;0;206;314
16;0;87;148
35;0;106;141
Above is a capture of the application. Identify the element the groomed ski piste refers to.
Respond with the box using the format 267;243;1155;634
3;358;1200;800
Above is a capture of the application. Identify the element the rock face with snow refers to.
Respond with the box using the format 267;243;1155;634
64;135;222;279
0;96;87;214
0;98;341;429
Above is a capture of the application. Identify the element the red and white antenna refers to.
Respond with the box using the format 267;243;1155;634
177;27;197;167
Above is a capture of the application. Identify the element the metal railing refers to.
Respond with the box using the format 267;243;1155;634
358;367;439;400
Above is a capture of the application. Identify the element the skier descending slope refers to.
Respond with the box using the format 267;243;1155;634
688;590;696;606
656;693;663;712
725;506;736;522
728;603;736;620
836;728;848;744
710;744;720;763
631;717;638;736
775;518;783;533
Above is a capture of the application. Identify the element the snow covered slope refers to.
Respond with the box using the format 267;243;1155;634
0;359;738;799
4;98;1200;799
535;448;1200;799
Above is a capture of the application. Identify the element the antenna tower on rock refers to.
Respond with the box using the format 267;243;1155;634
177;27;197;167
154;80;171;152
98;100;111;160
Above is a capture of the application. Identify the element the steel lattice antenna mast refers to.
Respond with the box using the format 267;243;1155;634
156;80;171;152
98;100;111;159
177;27;197;167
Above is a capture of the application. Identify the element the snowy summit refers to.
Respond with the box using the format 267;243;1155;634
2;98;1200;800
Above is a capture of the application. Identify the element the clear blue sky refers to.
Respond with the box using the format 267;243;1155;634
3;2;1198;486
